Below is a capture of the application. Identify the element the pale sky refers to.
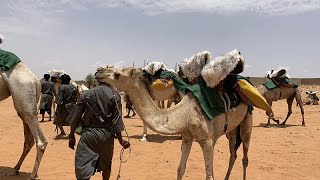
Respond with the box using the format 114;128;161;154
1;0;320;80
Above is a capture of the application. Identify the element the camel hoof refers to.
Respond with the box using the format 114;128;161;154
28;173;38;180
37;142;45;150
280;122;286;126
264;124;270;128
139;137;147;142
302;122;306;126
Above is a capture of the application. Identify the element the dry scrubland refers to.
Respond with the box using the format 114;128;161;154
0;85;320;180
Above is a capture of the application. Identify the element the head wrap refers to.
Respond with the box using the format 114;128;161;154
94;65;115;81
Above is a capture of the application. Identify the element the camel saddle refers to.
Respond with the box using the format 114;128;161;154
0;49;21;71
151;78;174;90
263;78;298;90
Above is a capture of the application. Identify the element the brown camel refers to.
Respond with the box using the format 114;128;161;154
97;67;253;180
258;85;305;127
0;62;47;180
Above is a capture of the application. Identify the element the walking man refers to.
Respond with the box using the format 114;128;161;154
39;73;56;122
67;69;130;180
54;74;77;138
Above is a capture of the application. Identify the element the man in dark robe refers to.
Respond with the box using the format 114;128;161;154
124;94;136;118
67;72;130;180
39;73;56;122
54;74;77;138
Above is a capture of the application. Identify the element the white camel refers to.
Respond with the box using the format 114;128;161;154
0;62;47;180
99;67;253;180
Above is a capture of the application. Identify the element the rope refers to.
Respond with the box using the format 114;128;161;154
112;86;131;180
116;125;131;180
220;94;229;133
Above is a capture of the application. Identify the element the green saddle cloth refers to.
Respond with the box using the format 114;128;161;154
263;78;298;90
159;71;252;120
0;49;21;71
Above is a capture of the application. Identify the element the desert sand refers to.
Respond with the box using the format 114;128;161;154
0;86;320;180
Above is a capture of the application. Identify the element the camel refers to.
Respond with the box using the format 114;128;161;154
139;85;181;141
138;62;182;141
303;91;319;105
0;62;47;180
99;67;253;180
258;85;305;127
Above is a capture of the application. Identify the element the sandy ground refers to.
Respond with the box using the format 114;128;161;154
1;86;320;180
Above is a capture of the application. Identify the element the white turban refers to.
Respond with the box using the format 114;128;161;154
0;34;4;44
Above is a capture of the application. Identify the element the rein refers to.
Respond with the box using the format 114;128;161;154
111;86;131;180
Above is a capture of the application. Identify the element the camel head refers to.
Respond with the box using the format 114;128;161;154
98;67;144;92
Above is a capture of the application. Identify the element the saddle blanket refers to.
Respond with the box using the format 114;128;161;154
263;78;298;90
0;49;21;71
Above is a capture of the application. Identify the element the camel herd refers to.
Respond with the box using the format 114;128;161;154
0;51;315;180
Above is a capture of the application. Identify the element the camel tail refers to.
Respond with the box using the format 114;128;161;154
295;89;303;108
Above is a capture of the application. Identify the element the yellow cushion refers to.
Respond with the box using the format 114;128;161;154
236;79;273;114
151;79;174;90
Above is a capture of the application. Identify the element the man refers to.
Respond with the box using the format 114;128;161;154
53;74;77;138
67;70;130;180
124;94;136;118
39;73;56;122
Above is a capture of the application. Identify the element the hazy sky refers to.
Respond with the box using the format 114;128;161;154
1;0;320;80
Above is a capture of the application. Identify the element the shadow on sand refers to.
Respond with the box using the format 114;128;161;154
129;134;181;143
0;166;31;180
254;123;303;128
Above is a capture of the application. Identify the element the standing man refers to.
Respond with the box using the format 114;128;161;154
39;73;56;122
67;69;130;180
54;74;77;138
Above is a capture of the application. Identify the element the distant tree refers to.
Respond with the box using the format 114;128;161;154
85;73;95;88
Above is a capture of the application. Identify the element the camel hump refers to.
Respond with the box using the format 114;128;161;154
143;61;167;75
179;51;211;80
201;49;244;88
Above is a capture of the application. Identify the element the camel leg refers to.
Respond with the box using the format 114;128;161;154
139;121;148;142
156;101;161;108
161;101;165;109
20;114;47;179
265;101;279;127
224;128;240;180
266;101;273;127
240;113;253;180
198;139;214;180
13;122;35;175
280;95;294;126
177;136;193;180
29;119;47;180
295;90;305;126
167;99;173;108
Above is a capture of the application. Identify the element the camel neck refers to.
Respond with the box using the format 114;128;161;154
126;80;185;135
